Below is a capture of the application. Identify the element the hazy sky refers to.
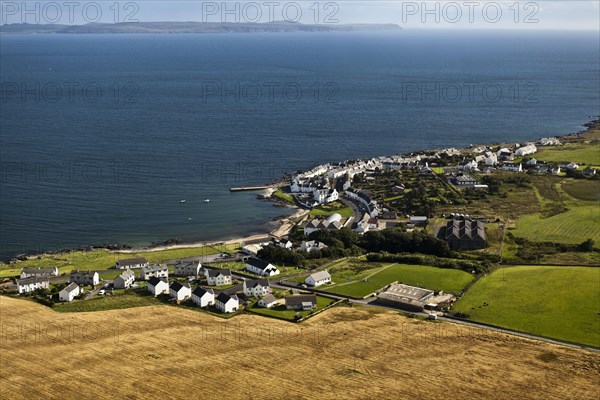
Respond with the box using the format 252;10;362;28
1;1;598;30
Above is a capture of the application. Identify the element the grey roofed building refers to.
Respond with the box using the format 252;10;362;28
285;294;317;310
444;218;487;250
62;282;79;293
308;271;331;282
147;276;167;287
170;281;190;292
16;276;50;286
376;283;435;312
206;268;232;278
244;278;269;288
246;258;272;271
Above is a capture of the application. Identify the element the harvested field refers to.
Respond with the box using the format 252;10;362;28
1;296;599;400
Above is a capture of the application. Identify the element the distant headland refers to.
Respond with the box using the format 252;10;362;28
0;21;403;34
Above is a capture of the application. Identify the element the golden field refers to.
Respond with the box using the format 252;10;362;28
0;296;598;400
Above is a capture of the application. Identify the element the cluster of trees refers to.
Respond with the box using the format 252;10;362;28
257;227;452;267
513;237;597;262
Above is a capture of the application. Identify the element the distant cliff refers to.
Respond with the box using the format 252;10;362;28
0;21;402;34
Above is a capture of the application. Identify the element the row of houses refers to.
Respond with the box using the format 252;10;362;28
147;275;317;313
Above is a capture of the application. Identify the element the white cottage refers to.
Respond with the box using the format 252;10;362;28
16;277;50;294
215;292;239;313
245;258;280;277
147;277;169;296
191;287;215;308
305;271;332;287
59;282;80;302
20;267;58;279
258;294;278;308
115;257;148;269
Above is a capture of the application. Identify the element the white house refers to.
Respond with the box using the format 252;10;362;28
272;238;293;249
205;269;233;286
300;240;328;253
305;271;332;287
140;265;169;281
147;277;169;296
113;269;135;289
191;286;214;308
515;144;537;156
59;282;80;302
115;257;148;269
313;188;339;204
70;270;100;287
215;292;239;313
20;267;58;279
169;281;192;302
243;278;270;297
16;277;49;294
258;294;278;308
173;262;202;277
245;258;280;277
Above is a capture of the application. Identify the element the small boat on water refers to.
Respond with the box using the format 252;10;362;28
180;200;186;203
204;199;210;203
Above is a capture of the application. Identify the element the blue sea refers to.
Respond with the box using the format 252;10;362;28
1;30;599;258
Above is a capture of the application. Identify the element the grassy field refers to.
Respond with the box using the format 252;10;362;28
321;262;474;298
272;189;295;203
535;141;600;166
309;201;354;218
247;295;334;321
453;266;600;347
513;203;599;244
2;296;599;400
53;291;162;312
0;243;240;279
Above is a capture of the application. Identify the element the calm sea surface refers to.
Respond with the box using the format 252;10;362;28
1;30;599;258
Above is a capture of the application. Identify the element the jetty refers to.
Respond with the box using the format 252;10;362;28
230;185;272;192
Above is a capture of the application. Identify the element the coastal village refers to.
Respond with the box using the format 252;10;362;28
1;123;598;338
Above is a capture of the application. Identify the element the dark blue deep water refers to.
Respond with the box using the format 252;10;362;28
1;30;599;258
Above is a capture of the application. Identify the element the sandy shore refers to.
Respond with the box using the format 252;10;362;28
113;206;309;254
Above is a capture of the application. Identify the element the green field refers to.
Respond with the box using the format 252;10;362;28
0;243;240;279
53;291;162;312
535;142;600;166
513;203;600;244
247;295;334;321
321;262;475;298
453;266;600;347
